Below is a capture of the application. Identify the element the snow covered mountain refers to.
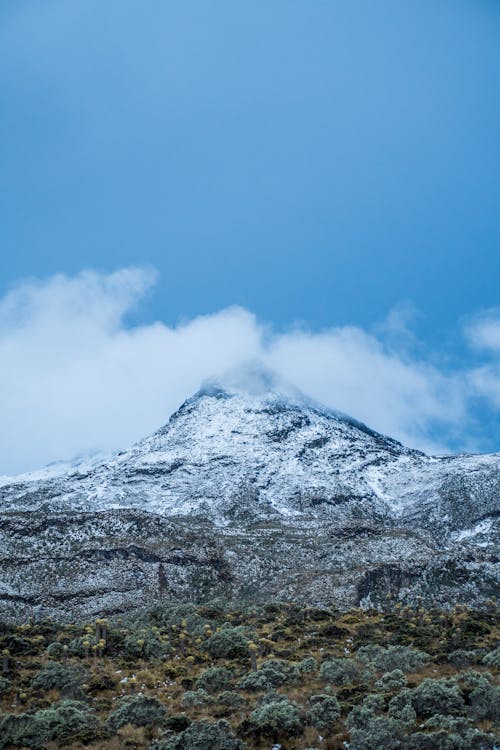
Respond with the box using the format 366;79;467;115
0;364;498;621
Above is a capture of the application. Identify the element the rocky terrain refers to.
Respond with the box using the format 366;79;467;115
0;364;498;621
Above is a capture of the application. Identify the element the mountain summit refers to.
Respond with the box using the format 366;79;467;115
0;365;498;620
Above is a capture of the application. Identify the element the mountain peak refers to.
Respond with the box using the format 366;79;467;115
187;360;393;445
196;360;301;402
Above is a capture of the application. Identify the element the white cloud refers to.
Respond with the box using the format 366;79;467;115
0;267;491;475
464;310;500;409
465;309;500;353
265;327;465;453
468;366;500;409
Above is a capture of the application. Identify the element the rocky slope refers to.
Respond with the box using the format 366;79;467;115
0;365;498;621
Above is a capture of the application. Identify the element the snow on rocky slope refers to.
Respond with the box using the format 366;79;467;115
0;364;498;621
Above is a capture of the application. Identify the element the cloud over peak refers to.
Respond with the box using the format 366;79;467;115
0;267;498;474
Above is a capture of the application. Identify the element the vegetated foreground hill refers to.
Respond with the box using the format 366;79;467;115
0;599;498;749
0;364;498;621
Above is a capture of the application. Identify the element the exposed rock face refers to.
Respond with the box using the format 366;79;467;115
0;366;498;621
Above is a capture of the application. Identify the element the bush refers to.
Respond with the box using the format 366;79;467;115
36;700;101;744
196;667;233;694
457;670;493;690
388;690;417;729
31;661;85;691
151;719;244;749
123;631;169;660
67;636;86;657
164;715;192;732
469;680;500;721
218;691;247;709
482;647;500;670
347;710;406;750
347;690;416;749
362;694;386;713
248;697;302;737
375;669;407;692
204;628;249;659
309;694;341;731
320;657;367;685
181;689;213;708
410;678;464;718
0;713;40;749
422;715;469;733
0;701;100;748
46;641;65;658
0;676;10;695
237;671;272;692
408;728;495;749
357;644;429;673
297;656;318;674
259;659;294;687
447;650;478;668
106;693;167;730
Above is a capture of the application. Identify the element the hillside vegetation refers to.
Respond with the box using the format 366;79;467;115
0;599;498;749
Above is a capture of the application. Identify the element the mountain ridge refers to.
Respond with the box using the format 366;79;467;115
0;364;498;621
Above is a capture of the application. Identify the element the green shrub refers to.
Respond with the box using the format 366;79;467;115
259;659;294;687
31;661;85;691
362;694;386;714
347;689;416;749
248;697;302;737
218;691;247;709
347;710;406;750
67;636;89;657
482;647;500;670
469;680;500;721
457;670;493;690
388;690;417;729
164;715;192;732
447;650;478;668
297;656;318;674
375;669;407;692
0;676;10;695
123;631;169;660
36;700;101;744
46;641;65;658
308;694;341;732
237;671;272;692
357;644;429;673
106;693;167;730
408;728;495;749
151;719;244;749
146;602;212;638
422;715;470;732
0;701;100;749
204;628;249;659
181;689;213;708
410;678;464;718
320;657;367;685
196;666;233;694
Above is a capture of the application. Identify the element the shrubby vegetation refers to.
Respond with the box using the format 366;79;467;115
247;697;302;737
320;656;369;685
375;668;407;692
0;700;101;748
152;719;244;750
356;643;429;672
0;599;497;748
30;660;86;691
196;666;234;693
106;693;167;730
308;693;340;731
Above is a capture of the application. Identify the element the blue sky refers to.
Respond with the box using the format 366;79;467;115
1;1;500;472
